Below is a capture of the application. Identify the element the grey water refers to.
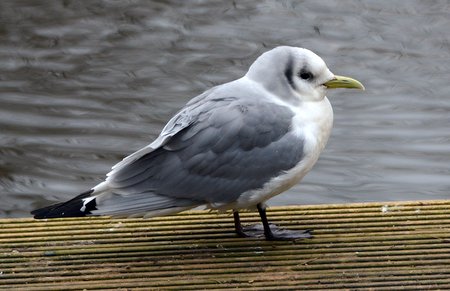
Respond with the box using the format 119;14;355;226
0;0;449;217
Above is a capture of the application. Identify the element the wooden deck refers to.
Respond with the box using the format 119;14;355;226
1;200;450;290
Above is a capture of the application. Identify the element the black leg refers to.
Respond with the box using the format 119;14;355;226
257;203;275;240
233;210;248;238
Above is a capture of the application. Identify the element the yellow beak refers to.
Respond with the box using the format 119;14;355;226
323;75;365;90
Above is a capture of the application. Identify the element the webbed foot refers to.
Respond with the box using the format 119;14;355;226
243;223;312;240
233;205;313;241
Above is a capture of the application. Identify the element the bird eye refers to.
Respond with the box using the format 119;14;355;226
299;72;313;80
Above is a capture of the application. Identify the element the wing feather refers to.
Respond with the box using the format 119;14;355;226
90;81;305;217
106;96;304;206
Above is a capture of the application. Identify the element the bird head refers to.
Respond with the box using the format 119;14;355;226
245;46;364;103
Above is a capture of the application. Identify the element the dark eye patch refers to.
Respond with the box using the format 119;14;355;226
284;57;296;89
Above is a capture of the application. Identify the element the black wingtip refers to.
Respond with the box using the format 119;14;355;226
31;189;97;219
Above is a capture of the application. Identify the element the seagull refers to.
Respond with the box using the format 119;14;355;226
31;46;364;240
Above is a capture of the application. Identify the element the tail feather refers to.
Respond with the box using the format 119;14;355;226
32;189;201;219
31;189;96;219
90;191;198;217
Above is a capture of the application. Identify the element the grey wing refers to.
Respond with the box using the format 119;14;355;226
101;97;304;213
107;94;203;176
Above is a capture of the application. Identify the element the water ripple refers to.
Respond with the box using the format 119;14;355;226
0;0;449;217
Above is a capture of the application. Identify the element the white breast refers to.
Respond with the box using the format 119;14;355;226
218;97;334;210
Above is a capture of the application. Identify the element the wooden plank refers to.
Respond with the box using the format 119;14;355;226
1;200;449;290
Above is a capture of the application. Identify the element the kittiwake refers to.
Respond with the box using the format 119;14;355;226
31;46;364;240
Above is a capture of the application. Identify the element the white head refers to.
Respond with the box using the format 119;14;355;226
245;46;364;104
